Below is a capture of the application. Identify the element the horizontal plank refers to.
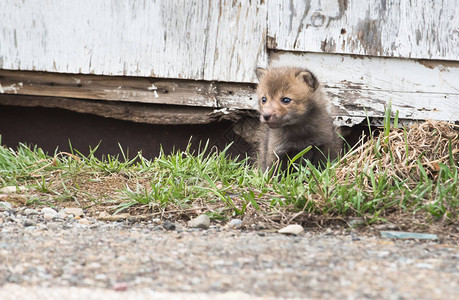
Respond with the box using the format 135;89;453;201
267;0;459;60
270;52;459;94
0;95;257;125
0;70;258;110
0;0;267;83
270;51;459;125
3;49;459;127
330;89;458;125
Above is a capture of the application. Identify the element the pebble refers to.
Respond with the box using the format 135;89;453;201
43;213;55;221
188;214;210;229
24;208;39;216
374;223;398;230
97;211;131;221
65;207;84;217
113;282;128;292
41;207;58;215
23;219;36;227
162;220;176;231
94;274;107;281
47;222;61;230
0;186;23;193
227;219;243;229
278;224;304;235
78;218;90;226
58;209;68;219
348;217;365;227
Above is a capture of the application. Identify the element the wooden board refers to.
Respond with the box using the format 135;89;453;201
0;70;258;110
270;52;459;125
0;95;256;125
0;0;267;83
267;0;459;60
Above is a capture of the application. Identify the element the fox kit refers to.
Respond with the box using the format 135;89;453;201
255;66;340;171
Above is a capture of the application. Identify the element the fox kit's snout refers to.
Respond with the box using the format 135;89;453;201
255;66;340;170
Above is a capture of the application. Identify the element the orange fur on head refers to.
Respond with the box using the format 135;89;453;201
254;66;340;171
255;67;322;128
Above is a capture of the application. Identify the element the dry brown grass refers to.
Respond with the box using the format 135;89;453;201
336;120;459;184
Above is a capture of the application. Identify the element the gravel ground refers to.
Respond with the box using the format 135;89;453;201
0;205;458;299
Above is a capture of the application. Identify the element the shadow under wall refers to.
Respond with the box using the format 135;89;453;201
0;105;253;159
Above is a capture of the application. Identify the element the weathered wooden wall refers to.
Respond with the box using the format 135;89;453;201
0;0;267;83
267;0;459;60
1;0;458;127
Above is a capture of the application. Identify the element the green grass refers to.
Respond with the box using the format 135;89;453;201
0;121;457;227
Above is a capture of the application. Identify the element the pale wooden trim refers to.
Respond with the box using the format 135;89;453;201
0;70;257;110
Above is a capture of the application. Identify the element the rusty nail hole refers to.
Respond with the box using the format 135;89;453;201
341;28;346;34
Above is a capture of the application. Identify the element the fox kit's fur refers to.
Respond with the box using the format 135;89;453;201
255;66;340;171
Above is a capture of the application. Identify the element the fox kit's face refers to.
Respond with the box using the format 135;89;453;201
255;67;318;128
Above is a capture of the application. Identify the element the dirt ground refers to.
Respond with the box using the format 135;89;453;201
0;205;458;300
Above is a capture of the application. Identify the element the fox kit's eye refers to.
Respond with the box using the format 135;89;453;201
261;97;267;103
281;97;291;104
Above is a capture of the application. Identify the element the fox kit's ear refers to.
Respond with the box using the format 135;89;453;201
297;70;319;90
255;67;268;81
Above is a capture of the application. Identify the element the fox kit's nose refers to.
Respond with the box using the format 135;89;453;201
262;113;272;121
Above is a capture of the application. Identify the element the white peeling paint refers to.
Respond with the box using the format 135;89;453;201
0;83;20;94
267;0;459;60
0;0;267;83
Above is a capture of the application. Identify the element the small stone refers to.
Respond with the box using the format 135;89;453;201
47;222;61;230
113;282;128;292
0;202;13;211
58;209;68;219
415;263;435;269
374;223;398;230
42;208;58;221
64;207;84;217
23;219;36;227
162;220;176;231
348;217;365;227
41;207;58;216
0;186;20;193
24;208;39;216
227;219;243;229
78;218;90;225
98;211;110;218
188;214;210;229
97;211;131;221
95;274;107;281
43;213;54;221
278;224;304;235
87;262;102;269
